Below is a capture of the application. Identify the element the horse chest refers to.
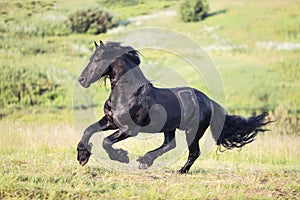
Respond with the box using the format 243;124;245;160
105;94;147;128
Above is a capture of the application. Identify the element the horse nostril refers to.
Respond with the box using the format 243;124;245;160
78;77;86;84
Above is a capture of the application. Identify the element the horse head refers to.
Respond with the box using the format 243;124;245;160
78;41;140;88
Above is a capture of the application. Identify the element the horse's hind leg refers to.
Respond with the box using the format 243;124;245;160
137;130;176;170
179;123;209;174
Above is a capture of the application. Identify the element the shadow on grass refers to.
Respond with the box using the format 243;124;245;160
205;9;227;19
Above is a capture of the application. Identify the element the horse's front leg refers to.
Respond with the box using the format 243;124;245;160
102;127;139;163
77;116;116;166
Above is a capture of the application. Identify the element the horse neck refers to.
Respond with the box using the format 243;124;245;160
109;56;149;95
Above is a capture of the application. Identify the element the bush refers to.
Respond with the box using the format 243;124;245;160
0;66;65;108
69;6;116;34
179;0;209;22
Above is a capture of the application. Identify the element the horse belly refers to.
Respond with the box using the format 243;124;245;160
140;103;181;133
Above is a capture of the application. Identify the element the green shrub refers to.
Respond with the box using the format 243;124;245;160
179;0;209;22
69;6;116;34
0;66;66;109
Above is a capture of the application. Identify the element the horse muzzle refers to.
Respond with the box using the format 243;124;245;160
78;77;90;88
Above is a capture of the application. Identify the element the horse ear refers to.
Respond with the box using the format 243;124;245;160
94;41;99;48
100;40;104;48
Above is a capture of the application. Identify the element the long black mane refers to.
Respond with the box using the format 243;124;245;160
97;42;143;86
102;42;141;66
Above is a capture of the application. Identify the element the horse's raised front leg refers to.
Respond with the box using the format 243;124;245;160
77;116;116;166
137;130;176;170
102;128;137;163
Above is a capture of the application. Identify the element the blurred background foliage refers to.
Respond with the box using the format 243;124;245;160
0;65;66;108
69;6;116;34
179;0;209;22
0;0;299;135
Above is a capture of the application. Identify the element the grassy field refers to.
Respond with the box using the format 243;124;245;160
0;120;299;199
0;0;299;199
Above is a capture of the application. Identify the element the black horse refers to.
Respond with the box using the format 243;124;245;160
77;41;271;173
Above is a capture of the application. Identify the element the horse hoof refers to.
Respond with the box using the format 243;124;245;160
138;163;148;170
137;155;154;169
178;168;188;174
120;156;130;164
108;148;130;163
80;158;89;166
116;149;129;163
77;141;91;166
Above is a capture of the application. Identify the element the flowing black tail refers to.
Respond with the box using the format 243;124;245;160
216;112;271;150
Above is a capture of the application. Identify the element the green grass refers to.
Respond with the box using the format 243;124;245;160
0;0;300;199
0;120;299;199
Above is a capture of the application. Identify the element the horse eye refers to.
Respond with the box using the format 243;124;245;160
94;59;101;62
